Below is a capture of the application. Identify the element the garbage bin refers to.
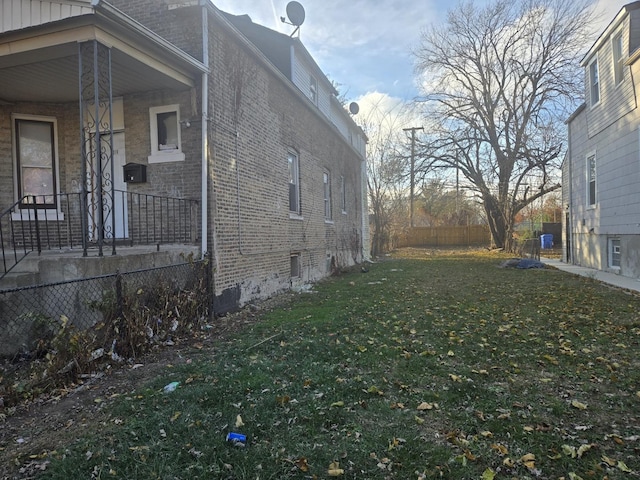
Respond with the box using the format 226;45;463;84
540;234;553;249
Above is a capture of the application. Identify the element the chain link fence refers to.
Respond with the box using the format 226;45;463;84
0;259;211;360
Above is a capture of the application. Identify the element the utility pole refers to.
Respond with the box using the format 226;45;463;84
403;126;423;228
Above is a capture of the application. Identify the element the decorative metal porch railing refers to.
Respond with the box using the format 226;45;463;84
1;191;198;280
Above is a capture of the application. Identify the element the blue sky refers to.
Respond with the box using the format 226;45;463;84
212;0;629;104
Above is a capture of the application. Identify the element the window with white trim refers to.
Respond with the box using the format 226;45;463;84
148;104;185;163
288;151;301;214
12;116;63;219
608;238;621;268
587;152;596;207
323;171;332;220
613;32;624;85
589;59;600;106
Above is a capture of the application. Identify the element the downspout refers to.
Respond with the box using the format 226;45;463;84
200;2;209;259
567;122;573;265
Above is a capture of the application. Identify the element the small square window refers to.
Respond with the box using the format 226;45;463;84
609;238;621;268
148;105;185;163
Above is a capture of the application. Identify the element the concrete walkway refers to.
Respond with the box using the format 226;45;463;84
541;257;640;294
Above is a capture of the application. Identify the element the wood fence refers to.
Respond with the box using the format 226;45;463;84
396;225;491;248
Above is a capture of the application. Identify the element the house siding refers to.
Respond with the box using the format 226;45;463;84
586;15;636;138
565;3;640;279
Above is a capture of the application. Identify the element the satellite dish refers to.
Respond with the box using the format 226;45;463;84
286;1;306;27
349;102;360;115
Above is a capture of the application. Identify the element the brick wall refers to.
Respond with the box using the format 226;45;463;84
208;16;364;312
107;0;203;61
1;0;366;314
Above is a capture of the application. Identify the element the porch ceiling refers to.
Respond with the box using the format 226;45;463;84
0;16;204;104
0;46;193;103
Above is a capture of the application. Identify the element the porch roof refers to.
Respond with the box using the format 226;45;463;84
0;1;207;104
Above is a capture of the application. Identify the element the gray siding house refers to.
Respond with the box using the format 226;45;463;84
564;1;640;279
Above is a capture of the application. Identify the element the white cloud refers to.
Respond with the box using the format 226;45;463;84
211;0;440;99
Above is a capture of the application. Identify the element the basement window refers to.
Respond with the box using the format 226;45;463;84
290;253;301;278
608;238;621;269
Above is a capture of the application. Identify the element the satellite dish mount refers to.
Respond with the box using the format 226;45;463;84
280;1;305;37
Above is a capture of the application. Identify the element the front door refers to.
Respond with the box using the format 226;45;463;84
112;132;128;239
86;131;128;241
85;99;128;241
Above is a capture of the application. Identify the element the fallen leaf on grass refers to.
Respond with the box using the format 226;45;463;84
568;473;584;480
481;468;496;480
417;402;437;411
520;453;535;469
617;460;632;473
571;400;588;410
491;444;508;455
463;450;477;461
449;374;462;382
331;401;345;408
295;457;309;472
235;415;244;428
414;416;425;425
576;444;594;458
170;411;181;422
562;445;577;458
328;461;345;476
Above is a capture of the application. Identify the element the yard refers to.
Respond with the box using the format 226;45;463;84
1;248;639;479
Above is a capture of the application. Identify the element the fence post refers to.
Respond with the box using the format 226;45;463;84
115;270;123;321
32;196;42;255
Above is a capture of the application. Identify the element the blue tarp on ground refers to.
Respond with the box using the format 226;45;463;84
516;258;545;269
500;258;545;269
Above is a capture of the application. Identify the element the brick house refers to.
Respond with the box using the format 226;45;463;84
564;1;640;279
0;0;368;313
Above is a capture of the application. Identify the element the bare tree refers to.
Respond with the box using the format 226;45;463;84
414;0;594;250
361;95;411;256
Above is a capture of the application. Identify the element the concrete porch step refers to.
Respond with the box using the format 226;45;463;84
1;244;201;291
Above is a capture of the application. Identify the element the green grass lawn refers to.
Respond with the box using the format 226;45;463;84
41;249;640;479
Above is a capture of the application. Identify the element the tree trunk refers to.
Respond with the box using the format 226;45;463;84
483;197;506;249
